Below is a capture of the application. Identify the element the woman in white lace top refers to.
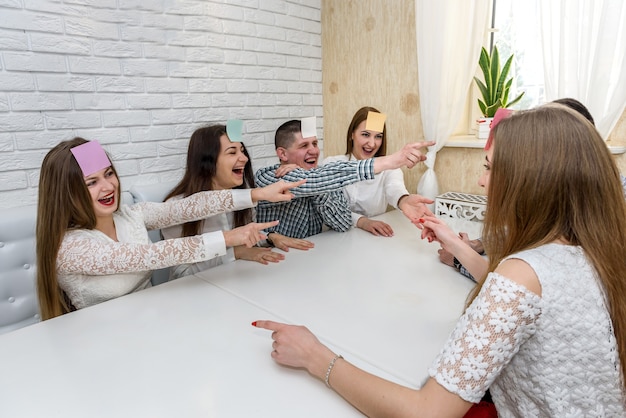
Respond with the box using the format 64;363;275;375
252;105;626;416
36;138;303;320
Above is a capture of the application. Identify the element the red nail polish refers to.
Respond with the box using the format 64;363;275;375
418;218;425;223
251;321;257;326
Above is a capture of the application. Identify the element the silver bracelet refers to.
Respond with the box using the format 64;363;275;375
324;354;343;388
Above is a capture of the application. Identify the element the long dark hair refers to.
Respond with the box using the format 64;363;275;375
165;125;254;237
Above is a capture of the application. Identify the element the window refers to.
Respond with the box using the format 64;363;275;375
452;0;544;139
491;0;544;110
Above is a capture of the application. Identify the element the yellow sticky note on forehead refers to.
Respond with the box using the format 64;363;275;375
365;111;386;132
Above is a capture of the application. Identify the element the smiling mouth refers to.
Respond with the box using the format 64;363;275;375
98;193;116;206
233;168;244;175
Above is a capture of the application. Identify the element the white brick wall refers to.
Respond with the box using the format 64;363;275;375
0;0;322;210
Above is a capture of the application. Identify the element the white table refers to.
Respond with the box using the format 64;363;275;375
0;210;476;417
195;210;476;388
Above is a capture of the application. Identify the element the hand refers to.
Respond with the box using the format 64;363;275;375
269;232;315;252
252;320;336;379
356;217;394;237
437;233;482;268
373;141;435;173
462;233;485;254
222;221;278;248
251;179;306;203
397;194;434;224
274;164;300;178
398;141;433;169
416;215;461;249
234;246;285;265
438;247;456;268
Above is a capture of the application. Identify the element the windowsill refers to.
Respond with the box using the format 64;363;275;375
445;135;626;155
444;135;486;149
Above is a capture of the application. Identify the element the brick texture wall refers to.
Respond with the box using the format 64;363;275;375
0;0;322;209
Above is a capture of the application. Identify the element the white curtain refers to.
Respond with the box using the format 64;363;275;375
415;0;491;200
539;0;626;138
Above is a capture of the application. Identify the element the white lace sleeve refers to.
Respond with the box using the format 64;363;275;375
429;273;542;403
58;232;218;275
138;189;238;230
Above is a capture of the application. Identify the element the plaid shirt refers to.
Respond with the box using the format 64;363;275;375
254;159;375;238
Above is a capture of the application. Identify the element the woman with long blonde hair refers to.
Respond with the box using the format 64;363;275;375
252;104;626;416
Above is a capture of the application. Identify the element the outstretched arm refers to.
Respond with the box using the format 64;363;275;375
373;141;435;173
252;320;473;417
398;194;434;224
419;216;488;280
255;160;376;197
141;180;304;230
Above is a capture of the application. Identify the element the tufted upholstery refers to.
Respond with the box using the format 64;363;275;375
129;181;179;286
0;205;40;335
0;191;134;335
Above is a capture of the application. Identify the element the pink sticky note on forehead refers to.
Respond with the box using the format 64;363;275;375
485;108;514;150
365;111;386;132
70;140;112;176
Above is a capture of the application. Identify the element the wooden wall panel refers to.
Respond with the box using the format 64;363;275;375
321;0;426;194
321;0;626;196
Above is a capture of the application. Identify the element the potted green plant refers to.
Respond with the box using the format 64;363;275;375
474;46;524;138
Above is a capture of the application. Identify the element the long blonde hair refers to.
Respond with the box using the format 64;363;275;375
470;104;626;390
36;138;119;319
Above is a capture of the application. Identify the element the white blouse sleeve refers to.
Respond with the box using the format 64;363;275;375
58;230;226;275
384;168;409;208
138;189;253;231
428;273;542;403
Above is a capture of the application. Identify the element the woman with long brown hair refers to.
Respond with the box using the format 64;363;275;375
36;137;302;319
322;106;434;237
252;104;626;416
162;125;315;280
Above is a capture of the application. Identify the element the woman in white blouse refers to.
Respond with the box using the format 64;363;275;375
36;137;302;320
322;106;434;237
253;104;626;416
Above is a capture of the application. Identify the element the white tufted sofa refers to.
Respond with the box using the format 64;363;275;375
0;182;188;334
0;205;40;334
0;191;134;335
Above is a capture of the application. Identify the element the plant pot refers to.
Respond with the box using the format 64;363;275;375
476;117;493;139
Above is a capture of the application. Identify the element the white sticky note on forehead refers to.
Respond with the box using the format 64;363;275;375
301;116;317;139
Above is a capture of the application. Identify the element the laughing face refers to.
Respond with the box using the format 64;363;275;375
351;120;383;160
85;166;119;219
278;132;320;170
212;134;250;190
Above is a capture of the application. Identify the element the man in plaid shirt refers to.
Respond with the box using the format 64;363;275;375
255;119;431;240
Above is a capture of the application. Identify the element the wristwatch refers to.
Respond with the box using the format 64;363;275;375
266;232;275;247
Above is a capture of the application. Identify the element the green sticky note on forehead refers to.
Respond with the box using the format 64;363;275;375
365;111;386;132
226;119;244;142
301;116;317;139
